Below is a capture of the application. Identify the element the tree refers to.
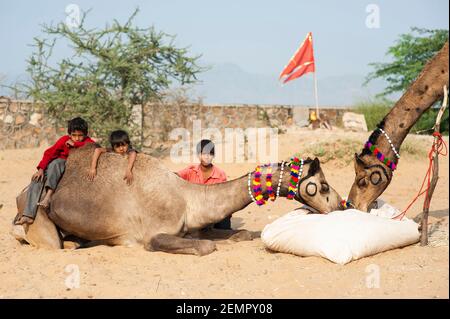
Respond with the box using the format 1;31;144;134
0;73;6;93
363;28;449;135
13;8;202;146
365;27;448;96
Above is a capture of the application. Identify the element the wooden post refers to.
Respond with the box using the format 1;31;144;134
313;71;320;120
420;85;448;246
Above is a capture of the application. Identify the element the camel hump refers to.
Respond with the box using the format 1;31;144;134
67;143;163;168
64;142;169;180
67;142;97;160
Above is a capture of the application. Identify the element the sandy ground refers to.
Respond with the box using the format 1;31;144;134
0;128;448;299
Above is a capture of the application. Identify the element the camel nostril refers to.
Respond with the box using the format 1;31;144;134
326;197;329;203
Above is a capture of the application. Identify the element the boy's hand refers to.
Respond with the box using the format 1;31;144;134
124;170;133;185
32;169;44;182
65;139;75;148
88;168;97;181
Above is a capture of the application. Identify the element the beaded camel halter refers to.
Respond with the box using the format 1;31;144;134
248;157;304;206
364;127;400;171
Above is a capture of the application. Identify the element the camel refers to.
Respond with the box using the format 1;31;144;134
12;143;343;255
348;41;449;211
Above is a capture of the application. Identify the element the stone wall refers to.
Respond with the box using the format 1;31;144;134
0;97;59;150
0;97;350;151
141;102;293;151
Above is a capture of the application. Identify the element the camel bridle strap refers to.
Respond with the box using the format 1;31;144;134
363;128;400;172
364;141;398;171
247;172;257;202
377;128;400;159
286;157;304;200
292;163;315;203
248;166;270;205
248;159;302;206
276;161;285;198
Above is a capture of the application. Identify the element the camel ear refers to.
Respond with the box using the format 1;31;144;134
354;153;365;171
308;157;321;175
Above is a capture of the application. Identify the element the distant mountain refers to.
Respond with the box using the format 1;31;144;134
193;62;400;106
1;63;400;106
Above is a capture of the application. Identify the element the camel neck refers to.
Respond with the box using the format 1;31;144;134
364;41;448;162
183;163;292;230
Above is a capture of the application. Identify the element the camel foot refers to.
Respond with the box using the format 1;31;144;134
228;230;253;242
63;240;82;250
195;239;217;256
196;228;255;242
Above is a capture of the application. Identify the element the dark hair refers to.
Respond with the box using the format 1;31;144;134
196;139;215;155
109;130;131;148
67;117;88;135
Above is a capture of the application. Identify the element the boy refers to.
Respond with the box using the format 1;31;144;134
16;117;95;225
88;130;137;185
177;139;231;230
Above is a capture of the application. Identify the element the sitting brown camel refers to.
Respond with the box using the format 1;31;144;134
12;144;343;255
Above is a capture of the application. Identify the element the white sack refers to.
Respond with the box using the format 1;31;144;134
261;201;420;265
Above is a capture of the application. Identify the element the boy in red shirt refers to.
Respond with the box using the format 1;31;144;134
177;139;231;230
16;117;95;225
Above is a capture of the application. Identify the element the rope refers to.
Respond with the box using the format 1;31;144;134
392;132;447;221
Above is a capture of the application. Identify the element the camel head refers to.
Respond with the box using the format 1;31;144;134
347;152;393;212
347;122;396;212
292;157;343;213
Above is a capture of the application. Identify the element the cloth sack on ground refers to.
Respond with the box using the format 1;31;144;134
261;200;420;265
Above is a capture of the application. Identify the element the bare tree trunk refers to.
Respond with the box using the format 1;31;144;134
420;86;448;246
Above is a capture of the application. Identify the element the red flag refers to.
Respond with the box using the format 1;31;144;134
279;32;315;84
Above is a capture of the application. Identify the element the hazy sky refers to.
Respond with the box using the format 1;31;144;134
0;0;448;101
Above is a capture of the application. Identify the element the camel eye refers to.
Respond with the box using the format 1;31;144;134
370;172;381;185
306;182;317;196
321;183;329;193
358;178;367;187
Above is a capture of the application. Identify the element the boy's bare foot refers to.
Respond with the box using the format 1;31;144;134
38;189;53;210
15;216;35;225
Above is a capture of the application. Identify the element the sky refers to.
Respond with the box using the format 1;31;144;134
0;0;448;105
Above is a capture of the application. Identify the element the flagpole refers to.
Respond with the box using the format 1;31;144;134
313;71;320;119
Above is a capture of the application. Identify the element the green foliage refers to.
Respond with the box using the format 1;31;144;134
353;98;392;131
353;99;449;135
361;27;449;136
11;8;202;146
302;137;428;166
411;107;449;135
365;27;449;97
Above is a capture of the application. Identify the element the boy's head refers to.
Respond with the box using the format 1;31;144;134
68;117;88;142
109;130;131;155
197;139;215;167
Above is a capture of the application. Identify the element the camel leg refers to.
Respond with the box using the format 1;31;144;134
144;233;217;256
194;228;256;242
12;188;62;249
11;208;62;249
